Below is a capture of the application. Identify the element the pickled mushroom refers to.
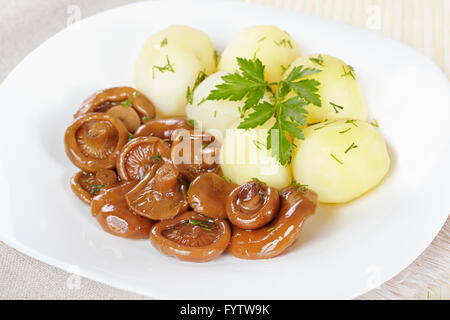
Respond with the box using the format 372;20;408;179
134;117;192;144
170;130;221;181
116;136;171;181
64;113;128;172
188;173;237;219
226;181;280;230
228;187;318;259
91;181;155;239
150;211;231;262
125;163;188;220
74;87;156;131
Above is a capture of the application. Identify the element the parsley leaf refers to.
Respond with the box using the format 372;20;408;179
207;58;322;166
207;58;267;113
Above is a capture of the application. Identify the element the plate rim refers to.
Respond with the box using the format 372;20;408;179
0;0;449;300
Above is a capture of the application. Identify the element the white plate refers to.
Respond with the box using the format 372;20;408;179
0;0;449;300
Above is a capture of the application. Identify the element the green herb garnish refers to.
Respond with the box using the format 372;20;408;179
91;184;105;195
267;226;276;232
341;65;355;79
222;176;232;183
330;102;344;114
214;50;219;68
121;99;132;107
344;142;358;154
370;120;379;127
152;55;175;79
345;119;358;127
291;178;308;191
251;177;267;185
339;127;352;134
207;57;322;165
127;132;134;142
330;153;343;165
186;70;207;104
252;140;265;150
280;64;291;74
258;36;267;43
142;116;151;121
187;120;196;129
150;154;162;163
274;38;293;48
189;219;211;231
160;37;168;48
309;55;324;66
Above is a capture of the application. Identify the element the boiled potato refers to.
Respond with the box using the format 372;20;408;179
134;48;204;117
138;25;216;74
186;72;272;141
219;25;301;83
286;54;367;124
220;118;292;189
134;25;217;117
292;119;390;203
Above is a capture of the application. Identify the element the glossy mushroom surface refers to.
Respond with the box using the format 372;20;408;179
125;163;188;220
64;113;129;172
74;87;156;132
150;211;231;262
228;187;318;260
188;173;237;219
91;181;154;239
171;130;221;181
134;117;192;144
70;169;119;205
226;181;280;230
116;136;171;181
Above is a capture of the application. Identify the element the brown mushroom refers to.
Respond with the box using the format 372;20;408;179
70;169;119;205
125;163;188;220
150;211;231;262
116;136;171;181
64;113;128;172
171;130;221;181
188;173;237;219
95;168;119;186
228;187;318;260
74;87;156;131
91;181;154;239
106;105;141;133
226;181;280;230
134;117;192;144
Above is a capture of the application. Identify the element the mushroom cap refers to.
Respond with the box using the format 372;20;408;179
171;130;221;181
70;171;98;205
134;117;192;144
64;113;129;172
125;162;188;220
226;181;280;230
91;181;155;239
74;87;156;124
150;211;231;262
228;187;318;260
188;173;237;219
116;136;171;181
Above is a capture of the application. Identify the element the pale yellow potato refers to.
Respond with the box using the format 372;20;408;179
286;54;367;124
220;118;292;189
292;119;390;203
218;25;301;83
134;48;204;117
139;25;217;74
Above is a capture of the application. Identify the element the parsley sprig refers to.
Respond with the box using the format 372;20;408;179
207;57;322;165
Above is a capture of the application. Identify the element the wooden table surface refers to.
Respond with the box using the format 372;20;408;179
244;0;449;78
